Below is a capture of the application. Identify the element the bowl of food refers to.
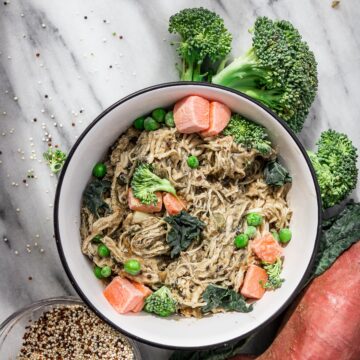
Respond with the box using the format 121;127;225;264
0;297;141;359
54;82;321;349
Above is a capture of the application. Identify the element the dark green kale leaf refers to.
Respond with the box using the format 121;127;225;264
83;179;111;217
312;201;360;277
264;159;292;186
202;284;253;313
169;341;247;360
164;211;205;258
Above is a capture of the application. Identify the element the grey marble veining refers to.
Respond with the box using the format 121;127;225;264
0;0;359;358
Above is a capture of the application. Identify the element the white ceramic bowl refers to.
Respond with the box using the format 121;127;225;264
54;83;321;349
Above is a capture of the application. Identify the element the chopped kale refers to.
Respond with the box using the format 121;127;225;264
264;159;292;186
312;201;360;277
83;179;111;217
164;211;205;258
202;284;253;313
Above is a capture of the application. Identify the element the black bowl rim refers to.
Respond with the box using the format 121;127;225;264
54;81;322;350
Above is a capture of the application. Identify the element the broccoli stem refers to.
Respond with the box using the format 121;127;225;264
213;49;283;101
181;61;194;81
181;60;205;81
213;51;287;111
215;57;229;74
212;49;258;86
241;89;284;109
192;62;205;82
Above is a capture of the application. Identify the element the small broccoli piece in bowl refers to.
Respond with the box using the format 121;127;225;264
263;258;285;290
169;7;232;81
144;286;177;317
308;130;358;208
212;17;318;133
131;163;176;205
43;148;67;173
223;114;272;155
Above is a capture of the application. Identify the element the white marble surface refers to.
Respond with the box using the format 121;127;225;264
0;0;359;358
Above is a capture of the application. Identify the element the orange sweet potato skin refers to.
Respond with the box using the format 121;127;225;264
233;241;360;360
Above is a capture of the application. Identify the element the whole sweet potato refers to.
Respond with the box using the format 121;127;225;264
233;241;360;360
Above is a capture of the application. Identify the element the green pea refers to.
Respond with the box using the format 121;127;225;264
100;265;112;278
124;259;141;275
246;213;263;227
234;234;249;249
144;117;160;131
92;235;102;244
165;111;175;127
92;162;107;178
279;228;292;243
98;244;110;258
94;265;103;279
245;226;257;238
151;108;166;123
271;230;280;242
187;155;199;169
133;116;145;130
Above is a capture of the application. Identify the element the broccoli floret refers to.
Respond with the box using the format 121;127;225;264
263;258;284;290
308;130;358;209
131;163;176;205
43;148;67;173
222;114;272;154
212;17;318;132
168;7;232;81
144;286;177;317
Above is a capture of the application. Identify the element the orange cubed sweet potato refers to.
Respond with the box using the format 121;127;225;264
200;101;231;137
251;233;283;264
163;193;186;216
240;265;268;299
174;95;210;134
128;188;162;213
103;277;144;314
131;282;153;313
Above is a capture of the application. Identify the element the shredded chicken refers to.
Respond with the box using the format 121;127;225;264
80;127;292;317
